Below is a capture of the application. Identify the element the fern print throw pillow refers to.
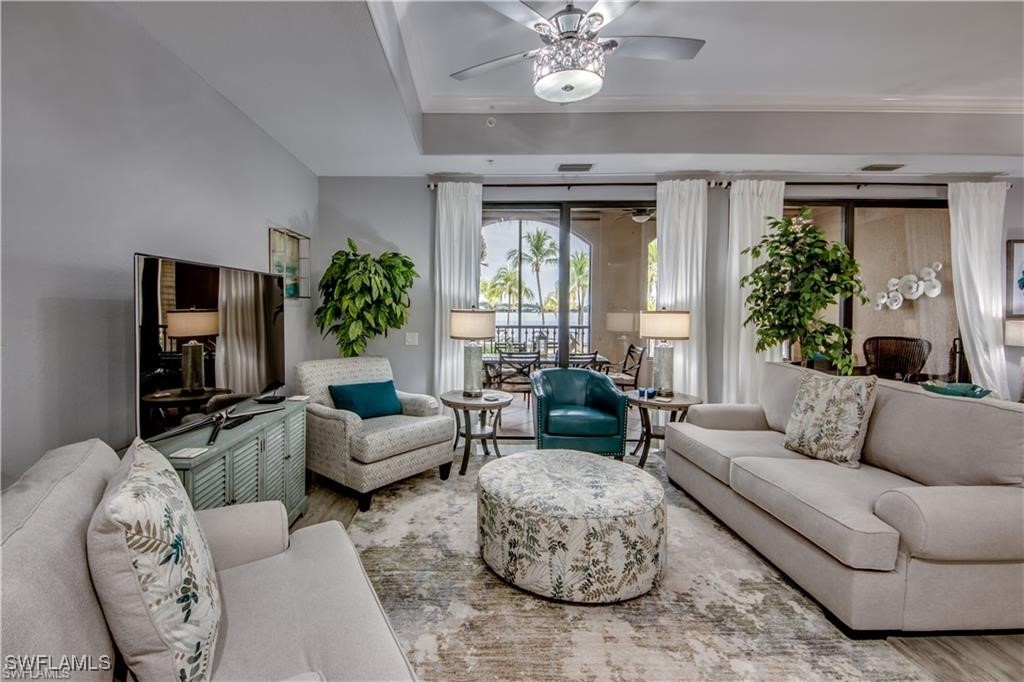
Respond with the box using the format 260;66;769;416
784;373;878;467
88;439;220;681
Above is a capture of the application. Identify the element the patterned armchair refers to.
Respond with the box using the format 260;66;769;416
532;368;629;458
296;358;454;511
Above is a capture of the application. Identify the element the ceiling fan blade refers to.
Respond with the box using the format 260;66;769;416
450;49;540;81
482;1;557;39
583;0;639;32
603;35;705;60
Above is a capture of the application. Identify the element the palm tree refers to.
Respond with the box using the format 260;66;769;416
480;277;502;310
507;227;558;326
544;288;559;312
647;239;658;310
569;251;590;326
492;265;532;325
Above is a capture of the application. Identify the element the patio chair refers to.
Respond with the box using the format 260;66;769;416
604;344;645;392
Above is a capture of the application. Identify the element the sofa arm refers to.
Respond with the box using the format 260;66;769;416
306;401;362;428
196;501;289;571
396;390;440;417
874;486;1024;561
685;404;770;431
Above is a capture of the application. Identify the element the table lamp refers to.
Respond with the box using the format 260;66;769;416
639;309;690;398
606;311;636;362
166;308;219;394
1005;318;1024;402
450;308;496;398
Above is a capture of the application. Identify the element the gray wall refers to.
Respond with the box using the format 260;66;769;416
1004;179;1024;400
2;3;318;486
317;178;435;394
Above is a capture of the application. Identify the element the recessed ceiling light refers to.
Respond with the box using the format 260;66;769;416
882;97;905;102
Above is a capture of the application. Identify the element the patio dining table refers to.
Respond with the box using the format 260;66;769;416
482;353;612;370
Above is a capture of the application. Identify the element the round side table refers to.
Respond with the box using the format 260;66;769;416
626;392;702;468
440;390;514;476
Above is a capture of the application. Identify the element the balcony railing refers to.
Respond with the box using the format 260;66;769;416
484;324;591;354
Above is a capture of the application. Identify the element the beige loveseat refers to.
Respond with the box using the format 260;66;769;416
666;362;1024;632
1;439;416;681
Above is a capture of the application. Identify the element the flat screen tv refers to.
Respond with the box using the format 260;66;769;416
134;254;285;438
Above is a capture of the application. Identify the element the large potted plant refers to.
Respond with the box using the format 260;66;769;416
314;238;419;357
740;207;868;375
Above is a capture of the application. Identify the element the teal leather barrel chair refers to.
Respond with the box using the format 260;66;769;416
532;368;629;457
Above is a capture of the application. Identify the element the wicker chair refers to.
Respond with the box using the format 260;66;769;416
296;358;454;511
863;336;932;382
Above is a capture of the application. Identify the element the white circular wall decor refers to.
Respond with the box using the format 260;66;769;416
875;261;942;312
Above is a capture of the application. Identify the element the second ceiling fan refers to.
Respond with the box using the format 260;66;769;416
450;1;706;103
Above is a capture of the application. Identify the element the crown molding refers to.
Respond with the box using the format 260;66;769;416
423;94;1024;115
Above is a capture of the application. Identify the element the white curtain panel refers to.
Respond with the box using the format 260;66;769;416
722;179;785;403
656;179;708;399
216;269;270;394
433;182;483;396
948;181;1011;398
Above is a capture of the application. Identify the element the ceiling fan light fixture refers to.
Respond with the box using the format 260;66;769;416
532;38;605;103
631;209;655;223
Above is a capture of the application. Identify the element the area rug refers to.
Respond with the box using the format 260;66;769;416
346;446;931;681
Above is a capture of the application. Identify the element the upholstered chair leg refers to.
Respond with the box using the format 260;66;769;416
439;462;453;480
357;491;373;512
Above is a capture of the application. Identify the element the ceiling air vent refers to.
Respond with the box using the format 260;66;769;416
557;163;593;173
860;164;905;172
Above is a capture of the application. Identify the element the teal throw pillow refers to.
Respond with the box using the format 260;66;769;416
329;380;402;419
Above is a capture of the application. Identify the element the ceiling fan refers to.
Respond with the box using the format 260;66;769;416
450;1;705;104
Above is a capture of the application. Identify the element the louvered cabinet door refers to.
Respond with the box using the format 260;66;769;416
284;408;307;514
262;421;286;504
191;457;228;510
229;436;261;505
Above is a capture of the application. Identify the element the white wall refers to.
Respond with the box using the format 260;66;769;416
1;3;318;486
317;178;435;394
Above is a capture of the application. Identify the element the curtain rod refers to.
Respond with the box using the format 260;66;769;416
428;180;1011;190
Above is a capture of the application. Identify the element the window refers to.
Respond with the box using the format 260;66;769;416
785;201;956;378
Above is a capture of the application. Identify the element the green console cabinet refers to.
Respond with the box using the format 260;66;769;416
151;399;308;524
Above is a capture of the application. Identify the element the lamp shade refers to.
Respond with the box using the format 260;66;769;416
450;309;495;340
606;311;636;333
166;309;219;338
1005;319;1024;347
639;310;690;340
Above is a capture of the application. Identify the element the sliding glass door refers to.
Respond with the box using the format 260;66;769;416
785;200;957;380
481;201;654;437
480;207;561;352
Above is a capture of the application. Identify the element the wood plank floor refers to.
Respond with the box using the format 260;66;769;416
293;448;1023;681
889;634;1023;681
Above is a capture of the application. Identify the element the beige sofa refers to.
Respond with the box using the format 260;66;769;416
1;439;416;681
666;362;1024;632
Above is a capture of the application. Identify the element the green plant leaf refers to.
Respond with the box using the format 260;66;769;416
740;206;865;372
314;240;419;356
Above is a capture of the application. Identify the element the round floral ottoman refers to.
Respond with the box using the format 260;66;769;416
477;449;666;603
